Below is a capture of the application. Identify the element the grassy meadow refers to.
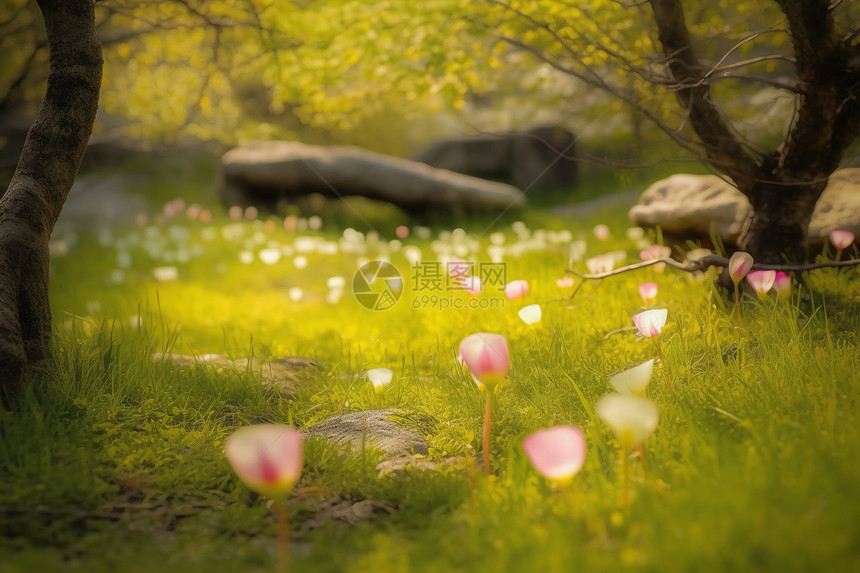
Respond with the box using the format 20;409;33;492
1;154;859;572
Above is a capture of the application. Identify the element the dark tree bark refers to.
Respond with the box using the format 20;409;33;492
0;0;102;391
648;0;860;264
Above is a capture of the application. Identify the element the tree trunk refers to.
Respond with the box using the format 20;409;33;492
0;0;102;392
737;174;827;264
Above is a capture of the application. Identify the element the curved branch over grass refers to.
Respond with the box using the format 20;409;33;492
567;256;860;281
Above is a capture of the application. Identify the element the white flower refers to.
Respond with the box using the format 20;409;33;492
597;394;658;448
367;368;394;394
609;360;654;395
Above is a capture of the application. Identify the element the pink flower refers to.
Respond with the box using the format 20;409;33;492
225;425;303;499
746;270;776;296
504;280;529;300
632;309;667;338
638;282;658;304
523;426;587;482
729;252;754;282
829;229;855;250
459;333;510;388
460;275;483;296
639;245;671;261
773;272;791;299
395;225;410;239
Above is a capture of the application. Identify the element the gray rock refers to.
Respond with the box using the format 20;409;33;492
303;409;429;458
375;455;475;478
414;125;578;192
628;174;748;243
629;169;860;247
220;140;525;212
153;353;323;396
807;169;860;242
296;495;396;531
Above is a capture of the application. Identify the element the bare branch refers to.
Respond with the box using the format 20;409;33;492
494;34;708;160
0;41;46;115
648;0;760;186
712;73;801;92
566;255;860;280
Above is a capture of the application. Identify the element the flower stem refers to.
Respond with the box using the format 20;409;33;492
621;448;630;508
636;444;649;476
836;248;843;262
274;500;290;573
482;391;492;476
734;282;741;324
654;340;673;388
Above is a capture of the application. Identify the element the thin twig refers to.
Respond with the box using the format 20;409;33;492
566;255;860;280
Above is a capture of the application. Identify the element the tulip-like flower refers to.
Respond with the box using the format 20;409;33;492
829;229;855;261
638;282;658;305
597;394;658;506
729;251;754;280
226;425;303;572
504;280;529;300
459;333;510;476
632;310;670;385
632;309;667;338
640;245;672;272
609;359;654;395
518;304;542;325
639;245;671;260
597;394;658;449
225;425;303;499
459;333;510;388
746;270;775;297
728;251;754;322
367;368;393;394
773;272;791;299
523;426;587;482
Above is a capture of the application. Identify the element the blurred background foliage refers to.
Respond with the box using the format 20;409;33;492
5;0;855;165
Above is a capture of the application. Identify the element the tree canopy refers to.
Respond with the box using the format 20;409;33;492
6;0;854;158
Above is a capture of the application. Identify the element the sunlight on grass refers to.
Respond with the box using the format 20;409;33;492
1;156;859;573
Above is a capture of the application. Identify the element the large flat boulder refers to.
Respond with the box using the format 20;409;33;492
220;141;525;212
413;126;578;192
629;169;860;247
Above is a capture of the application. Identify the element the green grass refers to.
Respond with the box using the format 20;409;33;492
1;154;859;572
